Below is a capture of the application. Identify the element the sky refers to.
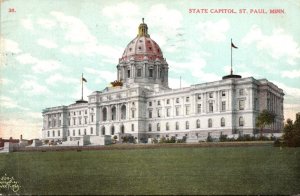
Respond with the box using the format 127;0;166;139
1;0;300;139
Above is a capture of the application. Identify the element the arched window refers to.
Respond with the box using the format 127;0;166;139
157;123;160;131
120;125;125;134
166;122;169;131
78;129;81;135
111;125;115;135
196;119;200;128
175;122;179;130
221;117;225;127
111;106;116;120
208;119;212;128
148;124;152;132
239;116;244;127
101;126;105;135
186;121;189;129
102;108;107;121
121;105;126;119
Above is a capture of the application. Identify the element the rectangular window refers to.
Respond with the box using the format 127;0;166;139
48;121;51;127
222;91;226;96
73;118;76;125
79;118;81;125
157;100;161;106
53;131;55;137
79;111;81;115
131;124;135;132
186;106;190;115
166;108;170;117
176;107;180;116
157;109;161;117
90;127;93;134
68;119;70;126
221;101;226;111
149;110;152;118
91;115;94;122
239;100;245;110
149;69;153;77
166;99;170;104
176;98;180;103
47;131;50;137
85;117;87;124
186;97;190;102
209;103;213;112
132;110;135;118
197;104;201;113
209;93;213;98
149;102;152;107
58;130;60;137
137;68;142;77
85;110;87;114
198;94;201;100
239;89;244;96
127;70;130;78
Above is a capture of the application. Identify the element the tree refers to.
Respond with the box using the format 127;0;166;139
256;110;276;139
283;118;300;147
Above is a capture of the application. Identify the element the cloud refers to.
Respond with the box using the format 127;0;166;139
281;70;300;78
84;67;116;84
16;53;62;73
46;73;78;85
20;79;50;95
37;38;58;49
1;38;22;54
273;81;300;99
102;2;141;37
0;117;41;139
36;18;56;29
20;18;34;31
50;11;96;43
242;26;300;65
0;96;29;110
284;103;300;121
168;77;191;89
196;19;230;42
32;60;62;73
168;54;219;83
16;53;38;64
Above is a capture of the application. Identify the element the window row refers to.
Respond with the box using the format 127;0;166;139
147;117;244;131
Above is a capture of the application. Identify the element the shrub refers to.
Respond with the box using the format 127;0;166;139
273;139;282;147
206;135;213;142
219;135;228;142
159;136;166;143
152;138;158;144
44;140;49;144
113;135;118;140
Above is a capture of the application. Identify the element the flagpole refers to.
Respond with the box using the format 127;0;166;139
81;73;83;100
231;38;233;75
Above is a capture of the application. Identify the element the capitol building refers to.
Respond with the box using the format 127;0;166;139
42;19;284;144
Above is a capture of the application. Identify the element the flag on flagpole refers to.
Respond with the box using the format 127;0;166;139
231;42;238;49
82;77;87;82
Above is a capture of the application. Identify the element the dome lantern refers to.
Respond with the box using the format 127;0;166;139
138;18;150;37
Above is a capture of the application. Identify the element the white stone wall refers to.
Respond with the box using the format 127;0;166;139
42;77;284;141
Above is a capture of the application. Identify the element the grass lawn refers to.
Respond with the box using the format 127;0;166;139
0;145;299;195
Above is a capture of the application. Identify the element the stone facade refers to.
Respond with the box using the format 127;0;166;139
41;20;284;143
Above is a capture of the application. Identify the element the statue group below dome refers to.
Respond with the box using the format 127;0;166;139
117;19;169;89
